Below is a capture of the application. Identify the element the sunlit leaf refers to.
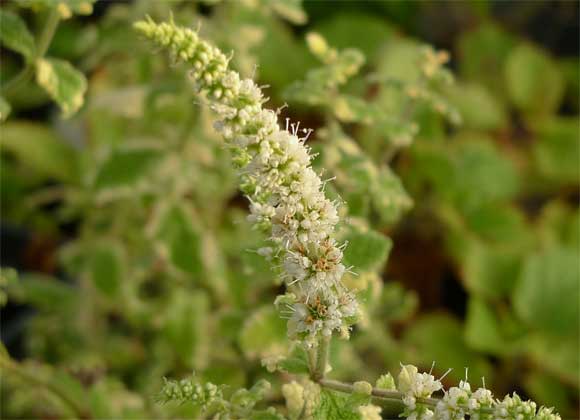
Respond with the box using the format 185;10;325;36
36;57;87;117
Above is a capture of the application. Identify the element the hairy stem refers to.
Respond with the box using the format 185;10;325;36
318;378;495;415
311;335;331;381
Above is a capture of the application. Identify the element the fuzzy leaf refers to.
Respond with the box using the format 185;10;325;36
343;228;392;272
0;10;35;60
36;57;87;117
312;389;370;420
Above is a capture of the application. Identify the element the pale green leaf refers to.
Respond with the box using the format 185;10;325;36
36;57;87;117
0;10;35;60
0;121;79;181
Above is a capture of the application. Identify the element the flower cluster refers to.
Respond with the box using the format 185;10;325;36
392;364;560;420
398;364;443;420
135;18;358;344
159;377;222;407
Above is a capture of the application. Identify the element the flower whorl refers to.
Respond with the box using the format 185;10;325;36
135;18;358;344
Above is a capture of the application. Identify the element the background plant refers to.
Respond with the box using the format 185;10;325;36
1;1;578;419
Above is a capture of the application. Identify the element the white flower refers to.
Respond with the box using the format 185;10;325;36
136;17;359;344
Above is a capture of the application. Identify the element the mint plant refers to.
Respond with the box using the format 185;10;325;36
133;17;562;420
1;2;576;419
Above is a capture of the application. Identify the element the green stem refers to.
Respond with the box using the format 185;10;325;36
1;8;60;96
318;378;495;415
0;356;91;418
311;335;330;381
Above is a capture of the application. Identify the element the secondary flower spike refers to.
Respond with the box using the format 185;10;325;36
134;17;359;345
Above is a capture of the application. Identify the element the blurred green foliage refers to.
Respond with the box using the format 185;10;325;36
0;0;578;418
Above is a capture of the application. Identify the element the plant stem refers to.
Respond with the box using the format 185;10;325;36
317;378;495;415
1;8;60;96
0;356;90;418
311;335;331;381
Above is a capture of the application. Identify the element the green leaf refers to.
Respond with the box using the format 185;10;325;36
88;242;123;298
312;388;370;420
342;228;392;272
524;371;575;417
164;291;209;368
526;333;579;388
94;146;161;191
0;121;79;182
458;23;515;96
239;306;287;359
36;57;87;117
276;346;310;374
513;247;579;336
18;0;95;17
7;273;75;311
155;204;204;279
0;96;11;122
445;82;507;130
267;0;307;25
459;239;521;299
371;167;413;226
462;204;530;246
0;10;35;60
505;44;564;116
314;12;394;64
464;298;505;354
403;314;492;384
537;201;580;249
532;117;579;184
454;138;518;209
